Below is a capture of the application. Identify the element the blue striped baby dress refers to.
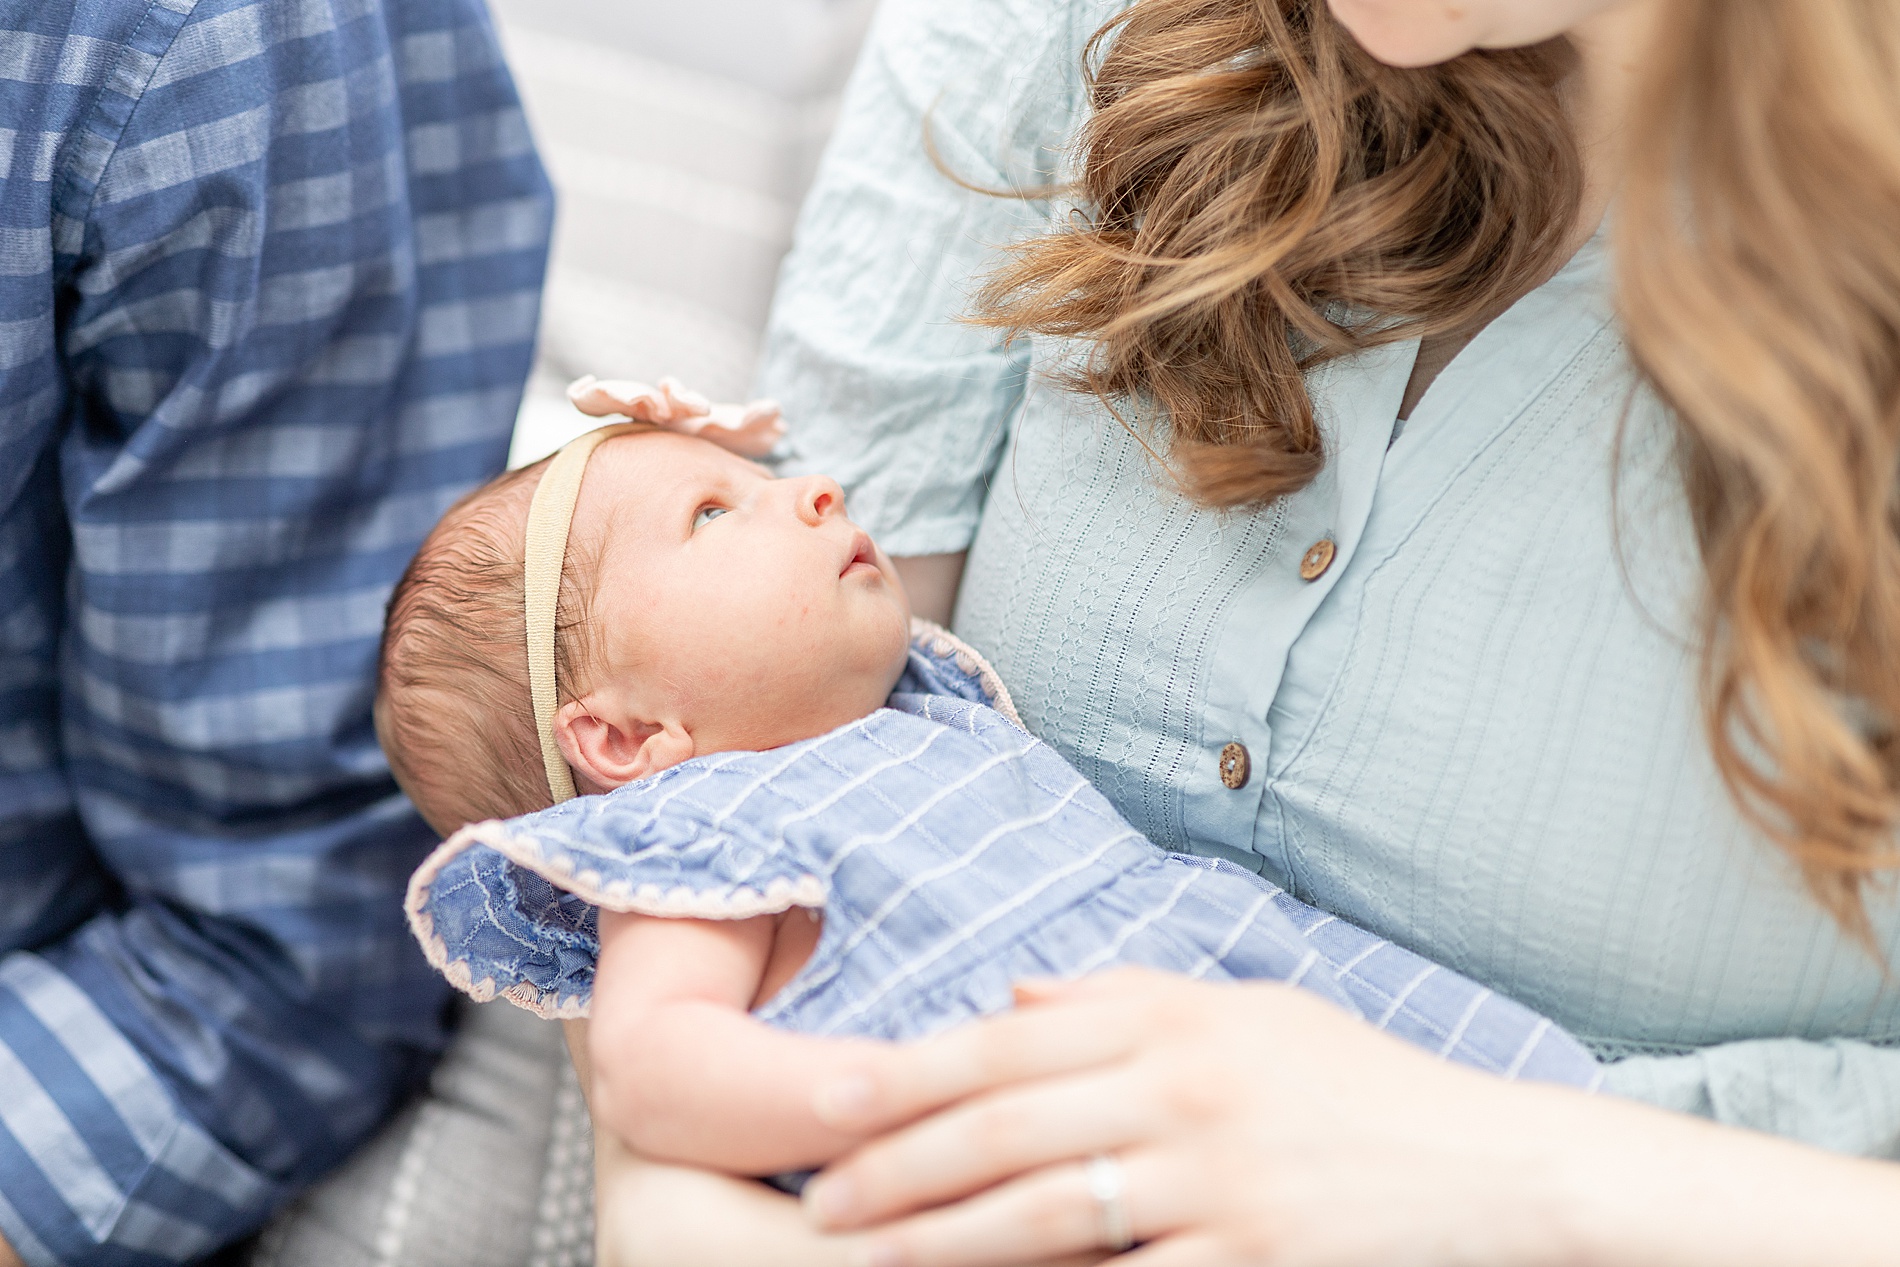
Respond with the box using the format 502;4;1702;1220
408;624;1602;1089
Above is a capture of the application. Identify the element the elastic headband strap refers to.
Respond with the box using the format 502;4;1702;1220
524;423;635;804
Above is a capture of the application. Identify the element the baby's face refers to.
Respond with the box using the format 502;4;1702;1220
568;432;912;762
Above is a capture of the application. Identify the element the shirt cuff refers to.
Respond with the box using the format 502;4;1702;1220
0;952;280;1267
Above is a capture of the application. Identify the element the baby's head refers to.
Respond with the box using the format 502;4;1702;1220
378;428;912;835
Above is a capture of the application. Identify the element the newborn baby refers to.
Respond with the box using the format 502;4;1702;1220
382;379;1601;1183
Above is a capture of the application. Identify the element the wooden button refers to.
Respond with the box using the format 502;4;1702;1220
1218;741;1251;790
1299;538;1336;581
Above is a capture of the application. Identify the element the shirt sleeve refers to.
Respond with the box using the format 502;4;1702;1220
0;2;552;1263
1603;1037;1900;1159
756;0;1116;556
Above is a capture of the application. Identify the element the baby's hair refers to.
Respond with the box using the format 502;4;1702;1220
378;456;609;835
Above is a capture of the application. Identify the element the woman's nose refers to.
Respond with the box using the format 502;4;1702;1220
791;474;846;526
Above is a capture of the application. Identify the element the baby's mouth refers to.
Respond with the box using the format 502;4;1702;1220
841;531;880;580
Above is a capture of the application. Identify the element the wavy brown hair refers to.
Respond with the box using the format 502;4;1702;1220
976;0;1900;937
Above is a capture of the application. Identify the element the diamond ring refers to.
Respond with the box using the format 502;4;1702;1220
1084;1152;1135;1252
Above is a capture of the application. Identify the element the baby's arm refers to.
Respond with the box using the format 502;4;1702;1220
588;908;885;1175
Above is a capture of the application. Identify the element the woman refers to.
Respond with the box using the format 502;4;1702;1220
594;0;1900;1261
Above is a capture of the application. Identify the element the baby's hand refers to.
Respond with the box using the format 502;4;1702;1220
567;374;785;458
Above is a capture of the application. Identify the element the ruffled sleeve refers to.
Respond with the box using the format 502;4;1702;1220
406;754;838;1018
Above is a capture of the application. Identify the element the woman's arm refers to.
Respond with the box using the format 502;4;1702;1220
590;911;888;1174
893;554;969;627
755;0;1098;562
1600;1036;1900;1158
802;971;1900;1267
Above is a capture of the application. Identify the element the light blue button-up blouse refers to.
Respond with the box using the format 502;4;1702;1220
759;0;1900;1155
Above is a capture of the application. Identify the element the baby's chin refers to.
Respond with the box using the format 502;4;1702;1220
870;598;915;691
836;569;913;690
823;626;913;729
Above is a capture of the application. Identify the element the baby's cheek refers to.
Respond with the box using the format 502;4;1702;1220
655;604;769;701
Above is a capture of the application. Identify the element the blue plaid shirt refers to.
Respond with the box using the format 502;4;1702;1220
0;2;551;1263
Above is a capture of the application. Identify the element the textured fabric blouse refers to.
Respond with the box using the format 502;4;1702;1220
407;626;1602;1093
758;0;1900;1156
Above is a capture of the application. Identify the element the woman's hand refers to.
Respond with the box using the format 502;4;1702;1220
800;969;1900;1267
801;970;1575;1266
574;1018;1108;1267
592;1128;1112;1267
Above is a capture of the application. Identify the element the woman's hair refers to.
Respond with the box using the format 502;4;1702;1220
975;0;1900;937
1619;2;1900;939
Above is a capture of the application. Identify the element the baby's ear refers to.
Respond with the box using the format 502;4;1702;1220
553;699;695;793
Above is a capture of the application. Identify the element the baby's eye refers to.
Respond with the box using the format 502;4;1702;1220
692;505;729;530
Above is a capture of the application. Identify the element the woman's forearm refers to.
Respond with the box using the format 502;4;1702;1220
1601;1034;1900;1157
1541;1088;1900;1267
893;553;967;627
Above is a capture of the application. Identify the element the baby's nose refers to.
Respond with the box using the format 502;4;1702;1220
792;475;846;525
